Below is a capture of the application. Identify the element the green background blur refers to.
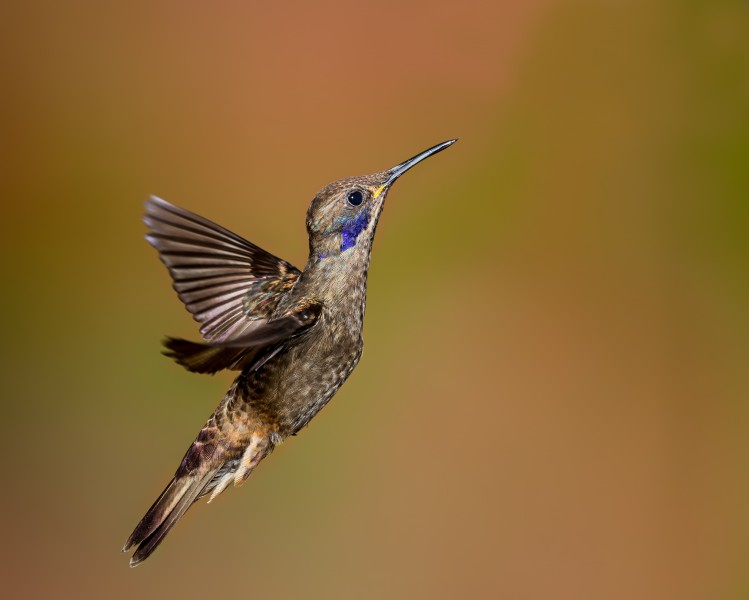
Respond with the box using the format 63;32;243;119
2;1;748;598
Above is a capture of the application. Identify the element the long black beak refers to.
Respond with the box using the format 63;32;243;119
384;139;457;187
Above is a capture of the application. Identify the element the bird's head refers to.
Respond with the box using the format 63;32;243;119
306;140;456;261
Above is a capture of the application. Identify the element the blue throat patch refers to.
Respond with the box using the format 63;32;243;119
340;210;369;252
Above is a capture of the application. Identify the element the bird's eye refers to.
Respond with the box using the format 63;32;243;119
347;190;364;207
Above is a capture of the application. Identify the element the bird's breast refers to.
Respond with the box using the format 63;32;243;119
268;310;363;436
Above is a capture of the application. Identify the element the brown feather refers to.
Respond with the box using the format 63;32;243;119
144;196;300;342
126;470;217;568
162;300;322;374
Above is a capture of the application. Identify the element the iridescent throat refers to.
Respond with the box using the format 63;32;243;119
340;210;370;251
318;210;370;259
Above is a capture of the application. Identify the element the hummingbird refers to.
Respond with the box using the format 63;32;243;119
123;139;457;567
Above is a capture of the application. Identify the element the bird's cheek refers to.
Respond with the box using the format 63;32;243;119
319;216;344;236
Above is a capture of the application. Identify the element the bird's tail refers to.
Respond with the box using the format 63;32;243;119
123;469;217;567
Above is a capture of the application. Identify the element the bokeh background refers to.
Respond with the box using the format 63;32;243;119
2;1;748;598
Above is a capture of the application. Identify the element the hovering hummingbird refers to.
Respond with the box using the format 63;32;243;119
123;139;457;566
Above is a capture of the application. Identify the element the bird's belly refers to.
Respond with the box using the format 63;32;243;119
262;329;362;436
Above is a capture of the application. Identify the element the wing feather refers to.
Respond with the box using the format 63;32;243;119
163;299;323;374
144;196;300;343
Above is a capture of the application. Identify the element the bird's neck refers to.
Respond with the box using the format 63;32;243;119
300;244;373;326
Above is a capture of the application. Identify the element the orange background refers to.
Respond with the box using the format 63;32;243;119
2;1;748;598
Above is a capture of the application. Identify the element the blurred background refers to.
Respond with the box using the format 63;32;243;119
1;0;748;598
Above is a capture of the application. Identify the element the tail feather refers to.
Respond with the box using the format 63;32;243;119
123;478;183;552
124;470;217;567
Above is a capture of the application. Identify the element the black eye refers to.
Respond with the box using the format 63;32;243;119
347;190;364;207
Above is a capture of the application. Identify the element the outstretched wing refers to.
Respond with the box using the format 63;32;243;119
144;196;300;343
163;298;323;374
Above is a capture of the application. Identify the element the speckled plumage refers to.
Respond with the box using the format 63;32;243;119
123;140;456;567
